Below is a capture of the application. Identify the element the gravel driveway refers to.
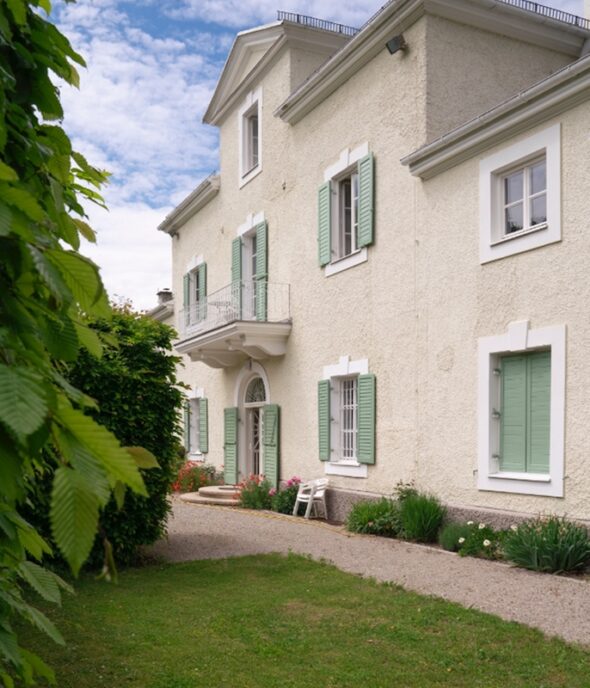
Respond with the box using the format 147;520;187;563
149;498;590;646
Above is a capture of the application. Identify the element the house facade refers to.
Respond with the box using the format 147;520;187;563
156;0;590;523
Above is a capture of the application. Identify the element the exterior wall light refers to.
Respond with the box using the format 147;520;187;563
386;34;407;54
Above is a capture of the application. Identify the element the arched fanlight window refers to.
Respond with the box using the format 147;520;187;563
245;376;266;404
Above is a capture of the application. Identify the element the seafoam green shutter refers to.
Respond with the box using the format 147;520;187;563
318;379;331;461
357;374;376;464
197;262;207;321
318;181;331;266
231;237;242;319
262;404;280;488
255;221;268;321
224;407;238;485
183;401;191;452
357;153;374;248
500;356;527;472
527;351;551;474
183;273;190;325
199;398;209;454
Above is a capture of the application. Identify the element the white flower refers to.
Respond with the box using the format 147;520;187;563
458;537;465;544
483;539;491;547
510;524;518;532
467;521;474;526
478;523;486;530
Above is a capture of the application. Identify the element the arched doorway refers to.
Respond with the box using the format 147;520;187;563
243;375;266;476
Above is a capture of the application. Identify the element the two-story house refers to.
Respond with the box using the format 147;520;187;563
155;0;590;524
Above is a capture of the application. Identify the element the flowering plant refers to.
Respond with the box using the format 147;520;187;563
272;476;302;515
457;521;504;560
237;474;273;510
171;462;223;493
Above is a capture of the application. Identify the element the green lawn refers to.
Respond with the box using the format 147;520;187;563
24;554;589;687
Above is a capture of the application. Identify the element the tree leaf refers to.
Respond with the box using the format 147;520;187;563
0;203;12;236
17;562;61;604
0;366;48;440
19;649;55;684
56;398;146;496
28;246;72;304
22;605;65;646
39;313;79;361
50;466;99;576
46;250;108;315
5;0;26;25
0;161;17;181
0;185;44;221
73;218;96;243
74;322;103;358
125;446;159;469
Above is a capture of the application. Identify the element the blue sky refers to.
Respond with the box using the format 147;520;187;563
53;0;585;310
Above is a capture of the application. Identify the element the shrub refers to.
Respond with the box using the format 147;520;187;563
393;480;418;503
503;516;590;574
399;492;446;543
438;522;472;552
271;477;302;515
346;498;401;537
238;475;273;510
172;462;224;493
457;522;504;560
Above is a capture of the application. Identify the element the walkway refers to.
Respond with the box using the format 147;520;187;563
150;498;590;646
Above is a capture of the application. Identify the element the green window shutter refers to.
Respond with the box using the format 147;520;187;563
255;221;268;321
318;181;331;266
223;407;238;485
357;374;376;464
262;404;280;488
183;401;191;452
318;379;331;461
183;273;190;325
527;351;551;474
357;153;374;248
199;398;209;454
500;356;527;472
197;263;207;321
231;238;242;319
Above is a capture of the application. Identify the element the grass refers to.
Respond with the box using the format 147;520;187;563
23;554;590;688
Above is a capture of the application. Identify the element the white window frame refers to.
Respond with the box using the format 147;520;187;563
238;87;262;188
186;387;205;461
479;124;560;264
184;255;205;328
477;320;565;497
322;355;369;478
323;143;369;277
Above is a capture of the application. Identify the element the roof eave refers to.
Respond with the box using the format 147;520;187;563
158;174;220;235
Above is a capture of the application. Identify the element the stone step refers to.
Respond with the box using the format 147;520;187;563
180;492;240;507
198;485;240;501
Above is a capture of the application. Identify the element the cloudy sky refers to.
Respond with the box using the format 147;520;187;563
53;0;585;310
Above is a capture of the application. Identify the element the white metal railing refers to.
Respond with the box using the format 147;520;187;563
178;281;290;337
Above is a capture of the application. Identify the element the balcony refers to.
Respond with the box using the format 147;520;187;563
175;281;292;368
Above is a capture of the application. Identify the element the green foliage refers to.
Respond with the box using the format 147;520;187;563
438;522;472;552
171;462;223;493
503;517;590;574
0;2;148;683
238;475;273;510
456;522;504;560
346;498;401;537
24;308;183;567
399;492;446;543
270;477;301;515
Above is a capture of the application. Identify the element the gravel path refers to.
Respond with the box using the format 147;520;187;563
149;499;590;646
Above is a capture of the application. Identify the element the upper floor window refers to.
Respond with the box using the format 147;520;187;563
183;261;207;328
318;144;374;276
479;124;560;264
239;88;262;187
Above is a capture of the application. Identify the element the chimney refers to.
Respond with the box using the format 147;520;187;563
157;288;173;305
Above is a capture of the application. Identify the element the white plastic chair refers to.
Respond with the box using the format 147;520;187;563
293;478;329;519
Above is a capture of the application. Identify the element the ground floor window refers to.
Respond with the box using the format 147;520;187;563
477;321;565;497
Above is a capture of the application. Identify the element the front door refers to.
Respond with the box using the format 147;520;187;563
247;407;262;476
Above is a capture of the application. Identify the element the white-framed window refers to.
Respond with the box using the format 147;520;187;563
319;143;374;277
238;88;262;187
319;355;376;478
182;258;207;329
477;320;565;497
479;124;560;263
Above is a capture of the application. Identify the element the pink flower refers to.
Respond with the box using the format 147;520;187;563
269;488;277;496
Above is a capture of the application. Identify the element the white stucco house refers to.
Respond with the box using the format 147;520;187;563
153;0;590;523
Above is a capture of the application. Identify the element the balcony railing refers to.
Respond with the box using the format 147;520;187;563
178;281;291;338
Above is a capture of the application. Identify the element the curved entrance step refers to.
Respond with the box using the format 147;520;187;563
180;485;240;506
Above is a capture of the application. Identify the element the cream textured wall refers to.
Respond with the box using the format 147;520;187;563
424;15;571;140
169;13;589;520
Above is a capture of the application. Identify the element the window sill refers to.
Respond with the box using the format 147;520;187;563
187;453;204;462
324;462;368;478
489;471;551;483
239;164;262;189
490;222;547;247
324;248;368;277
